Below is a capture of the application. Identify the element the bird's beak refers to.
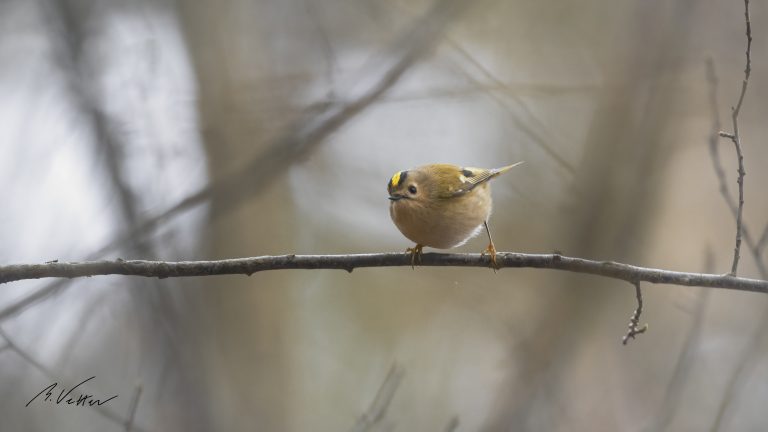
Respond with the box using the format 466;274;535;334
388;194;404;201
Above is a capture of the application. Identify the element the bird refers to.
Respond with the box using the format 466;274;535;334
387;162;523;269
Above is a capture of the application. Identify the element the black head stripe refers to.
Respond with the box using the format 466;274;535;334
393;171;408;187
388;170;408;193
398;170;408;185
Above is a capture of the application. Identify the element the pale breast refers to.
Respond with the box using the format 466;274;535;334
390;184;492;249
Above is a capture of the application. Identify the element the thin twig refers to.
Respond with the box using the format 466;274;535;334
375;82;597;102
622;281;648;345
447;42;576;177
125;383;143;432
0;253;766;293
651;248;713;431
706;60;766;278
349;364;405;432
718;0;752;276
709;306;768;432
444;416;460;432
757;224;768;256
302;0;338;97
708;4;767;429
384;0;577;177
653;291;710;429
0;280;66;321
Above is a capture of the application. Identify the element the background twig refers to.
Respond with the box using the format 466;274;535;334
717;0;752;276
706;59;766;278
124;383;143;432
650;248;714;431
709;307;768;432
349;364;405;432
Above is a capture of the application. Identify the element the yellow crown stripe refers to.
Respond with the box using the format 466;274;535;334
390;171;402;187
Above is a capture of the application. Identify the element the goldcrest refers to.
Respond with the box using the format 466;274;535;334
387;162;523;268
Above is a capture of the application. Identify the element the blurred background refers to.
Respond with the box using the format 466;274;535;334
1;0;767;430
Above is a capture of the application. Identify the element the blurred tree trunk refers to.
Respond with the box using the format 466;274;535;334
176;0;468;428
484;0;699;428
177;1;307;429
50;0;213;430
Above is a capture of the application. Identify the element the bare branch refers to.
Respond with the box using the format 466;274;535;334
444;417;460;432
447;42;576;177
710;307;768;432
385;0;577;177
718;0;752;276
622;281;648;345
302;0;338;97
349;364;405;432
651;248;713;431
0;281;66;321
654;290;710;430
706;60;766;278
372;82;597;104
125;382;143;432
757;224;768;255
0;253;765;293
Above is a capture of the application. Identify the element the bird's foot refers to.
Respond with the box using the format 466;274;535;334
481;242;500;271
406;244;424;269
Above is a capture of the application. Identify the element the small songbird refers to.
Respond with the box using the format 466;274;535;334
387;162;523;268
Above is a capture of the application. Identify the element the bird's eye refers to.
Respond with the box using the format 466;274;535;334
408;185;417;194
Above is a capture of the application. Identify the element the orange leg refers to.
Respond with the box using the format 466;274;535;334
481;221;500;271
406;244;424;269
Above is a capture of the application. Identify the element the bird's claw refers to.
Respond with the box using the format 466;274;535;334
406;244;424;269
482;242;500;271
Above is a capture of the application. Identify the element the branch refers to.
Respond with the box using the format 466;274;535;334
652;289;709;429
650;248;713;430
349;364;404;432
0;253;766;293
710;306;768;431
125;382;143;432
706;60;766;278
621;281;648;344
0;280;65;321
388;0;577;176
757;224;768;256
718;0;752;276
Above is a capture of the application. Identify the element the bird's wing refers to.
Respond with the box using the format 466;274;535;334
448;162;523;197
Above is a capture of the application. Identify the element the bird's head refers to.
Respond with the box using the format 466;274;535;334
387;169;425;204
